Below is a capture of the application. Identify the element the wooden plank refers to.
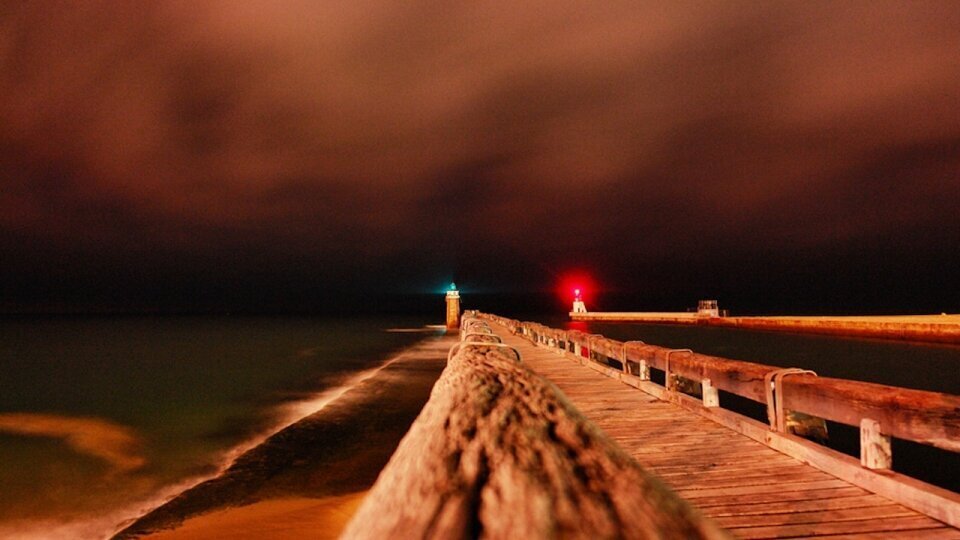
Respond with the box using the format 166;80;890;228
624;434;761;447
683;487;868;508
657;468;815;484
656;463;813;480
640;460;796;473
627;432;771;445
714;504;918;528
644;452;809;471
617;438;760;451
667;472;833;490
794;528;960;539
631;446;779;459
700;494;899;517
637;455;800;470
728;515;947;539
609;424;739;434
677;479;850;499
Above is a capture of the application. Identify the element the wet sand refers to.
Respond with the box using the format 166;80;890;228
143;493;366;540
113;335;454;538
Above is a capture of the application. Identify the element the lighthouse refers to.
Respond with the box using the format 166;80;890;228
572;288;587;313
445;283;461;330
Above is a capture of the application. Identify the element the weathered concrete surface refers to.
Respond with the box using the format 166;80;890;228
715;314;960;344
570;312;960;344
341;340;727;539
570;311;699;324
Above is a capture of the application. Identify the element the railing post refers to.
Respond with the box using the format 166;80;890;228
764;368;817;432
620;341;645;376
587;334;604;362
664;349;692;392
701;379;719;408
638;360;650;381
860;418;892;470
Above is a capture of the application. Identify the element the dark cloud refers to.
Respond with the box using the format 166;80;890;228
2;1;959;313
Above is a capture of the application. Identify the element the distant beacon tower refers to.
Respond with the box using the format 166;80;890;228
572;289;587;313
445;283;461;330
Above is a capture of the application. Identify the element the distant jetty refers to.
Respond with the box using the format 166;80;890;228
570;311;960;345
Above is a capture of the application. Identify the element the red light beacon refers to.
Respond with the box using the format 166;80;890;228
572;288;587;313
559;271;595;313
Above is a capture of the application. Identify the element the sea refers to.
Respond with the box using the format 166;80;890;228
0;313;958;538
0;315;432;539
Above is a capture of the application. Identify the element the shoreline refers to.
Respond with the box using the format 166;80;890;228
112;334;454;538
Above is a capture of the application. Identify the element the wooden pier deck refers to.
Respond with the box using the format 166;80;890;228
490;322;960;539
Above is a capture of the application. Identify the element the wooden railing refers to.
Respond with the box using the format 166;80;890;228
477;312;960;528
341;314;727;539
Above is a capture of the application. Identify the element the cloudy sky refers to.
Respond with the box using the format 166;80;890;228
2;1;959;314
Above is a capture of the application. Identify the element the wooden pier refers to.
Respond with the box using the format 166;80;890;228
345;312;960;539
496;326;957;538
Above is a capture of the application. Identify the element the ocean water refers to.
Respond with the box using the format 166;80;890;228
0;315;432;538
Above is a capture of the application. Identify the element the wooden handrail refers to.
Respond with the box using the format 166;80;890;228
341;317;726;539
478;313;960;454
779;376;960;452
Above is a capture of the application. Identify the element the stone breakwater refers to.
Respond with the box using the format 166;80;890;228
571;313;960;345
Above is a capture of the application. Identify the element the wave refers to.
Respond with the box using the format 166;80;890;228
106;345;418;537
0;413;145;473
0;345;419;540
386;325;444;333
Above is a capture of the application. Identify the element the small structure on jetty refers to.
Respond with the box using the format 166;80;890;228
697;299;720;318
344;312;960;538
